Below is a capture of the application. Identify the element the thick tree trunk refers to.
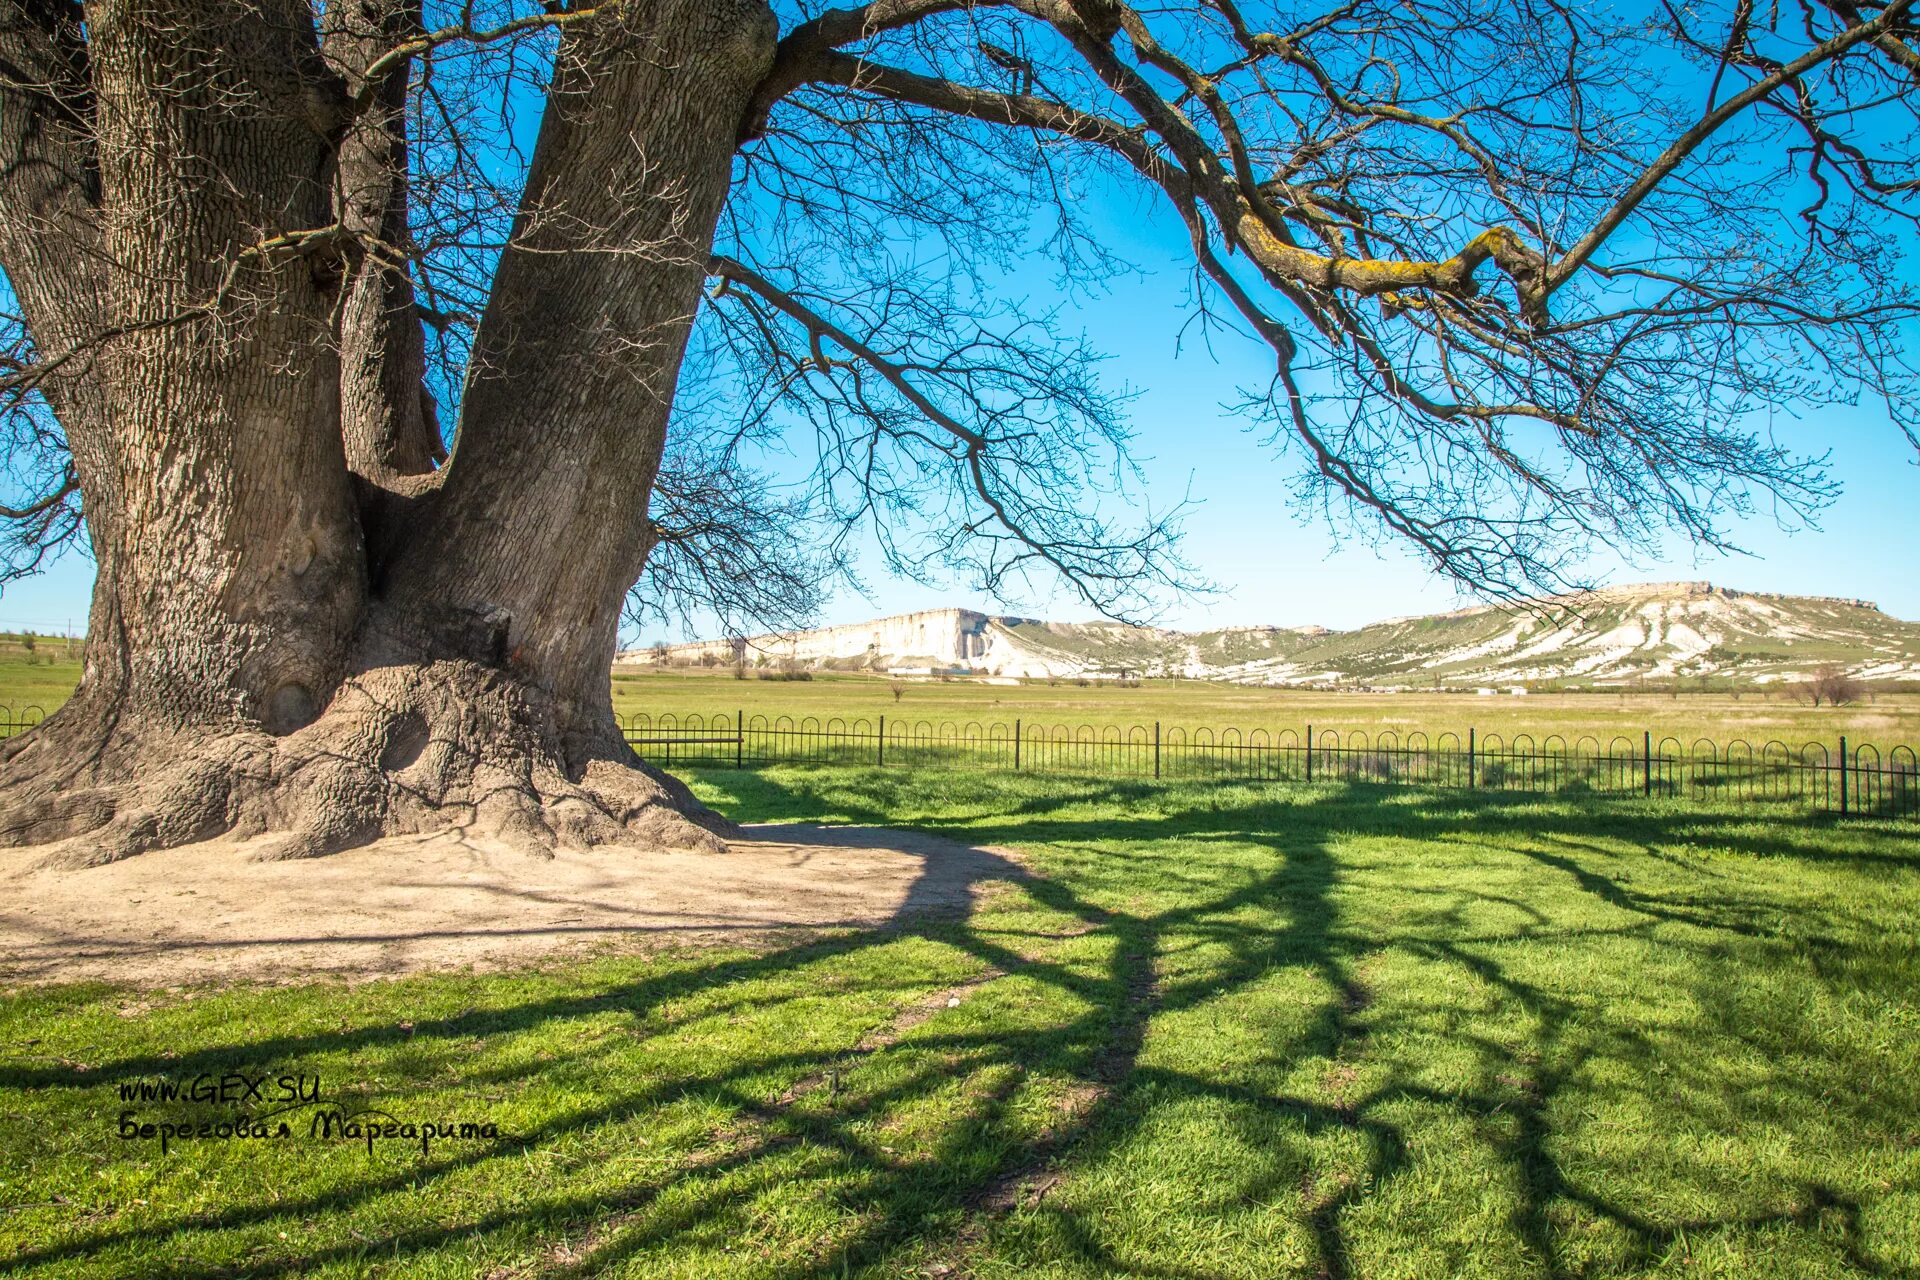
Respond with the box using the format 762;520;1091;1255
1;0;369;856
0;0;779;864
382;1;778;741
87;0;368;731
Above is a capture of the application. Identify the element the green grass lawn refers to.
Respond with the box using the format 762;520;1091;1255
4;772;1917;1277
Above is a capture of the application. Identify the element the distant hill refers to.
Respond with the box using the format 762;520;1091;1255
620;582;1920;688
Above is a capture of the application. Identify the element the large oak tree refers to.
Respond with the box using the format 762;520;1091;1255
0;0;1915;861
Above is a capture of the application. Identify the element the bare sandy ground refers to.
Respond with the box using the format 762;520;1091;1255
0;824;1026;986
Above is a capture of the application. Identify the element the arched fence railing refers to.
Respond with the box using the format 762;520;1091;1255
0;706;1907;819
592;711;1917;820
0;704;49;741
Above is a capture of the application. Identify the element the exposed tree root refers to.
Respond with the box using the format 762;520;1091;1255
0;658;731;867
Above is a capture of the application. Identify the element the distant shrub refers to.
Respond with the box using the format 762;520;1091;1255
1800;665;1864;707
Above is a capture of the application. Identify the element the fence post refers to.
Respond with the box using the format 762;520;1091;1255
878;715;885;768
1306;723;1313;784
1468;727;1476;788
1644;730;1652;798
736;708;744;768
1153;721;1161;780
1014;719;1021;771
1839;735;1849;817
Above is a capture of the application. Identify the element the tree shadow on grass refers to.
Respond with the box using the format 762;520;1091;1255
6;775;1918;1278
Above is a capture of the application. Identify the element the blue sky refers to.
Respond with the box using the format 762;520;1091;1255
773;264;1920;634
672;170;1920;640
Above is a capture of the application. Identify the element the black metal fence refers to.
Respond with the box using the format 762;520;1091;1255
2;703;1911;818
0;704;47;740
619;710;1920;820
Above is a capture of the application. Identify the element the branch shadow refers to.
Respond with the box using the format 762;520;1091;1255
5;773;1916;1278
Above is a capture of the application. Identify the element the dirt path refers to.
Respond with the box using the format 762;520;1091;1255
0;824;1026;986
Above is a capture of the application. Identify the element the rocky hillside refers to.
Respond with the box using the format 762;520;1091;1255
625;582;1920;688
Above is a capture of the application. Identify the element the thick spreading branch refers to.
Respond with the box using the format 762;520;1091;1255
743;0;1917;594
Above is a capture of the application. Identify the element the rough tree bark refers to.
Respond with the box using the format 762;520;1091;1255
322;0;446;490
0;0;777;864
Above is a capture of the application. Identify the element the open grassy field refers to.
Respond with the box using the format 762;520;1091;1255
614;667;1920;750
5;643;1917;747
4;772;1917;1278
0;632;87;720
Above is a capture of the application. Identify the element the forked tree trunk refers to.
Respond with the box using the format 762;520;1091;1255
0;0;779;864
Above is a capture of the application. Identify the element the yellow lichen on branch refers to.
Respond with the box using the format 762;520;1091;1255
1232;214;1548;326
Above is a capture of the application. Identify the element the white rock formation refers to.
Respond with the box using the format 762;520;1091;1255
617;583;1920;686
621;608;1077;677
